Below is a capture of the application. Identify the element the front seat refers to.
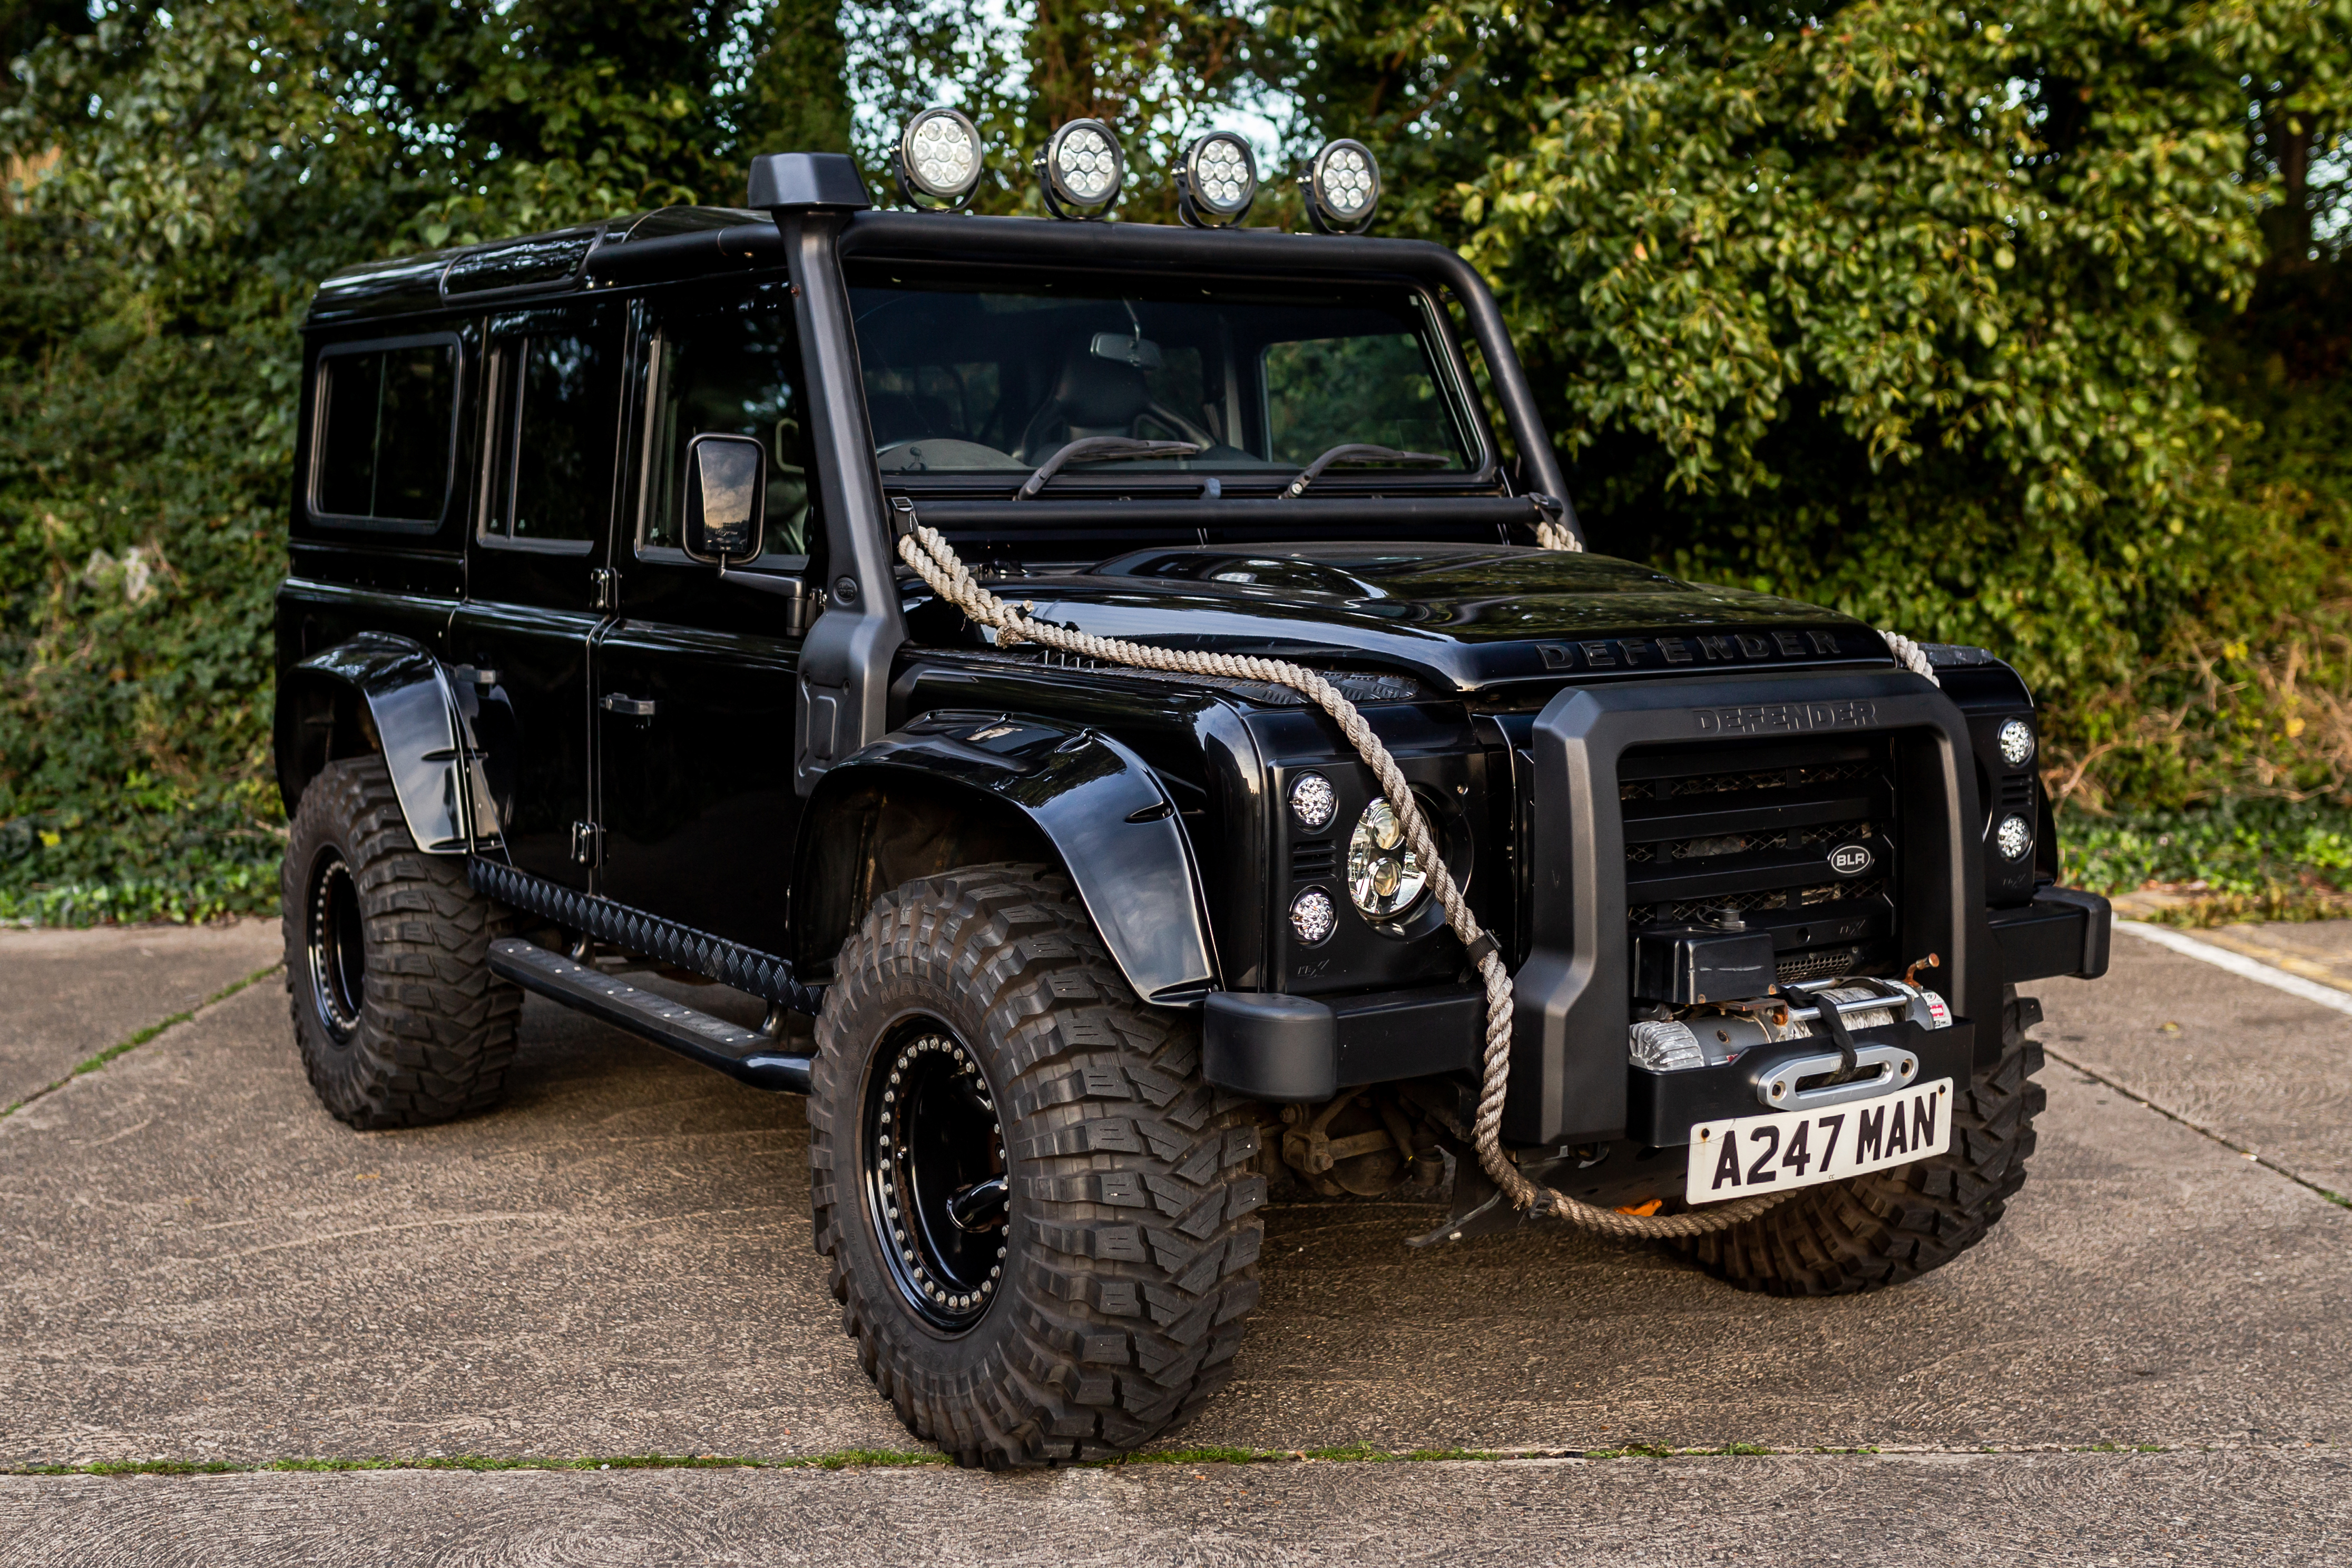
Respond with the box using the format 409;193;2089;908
1017;345;1152;461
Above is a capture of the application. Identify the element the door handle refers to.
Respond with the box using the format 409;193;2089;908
600;693;658;719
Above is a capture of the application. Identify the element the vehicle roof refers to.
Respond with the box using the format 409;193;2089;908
303;205;1478;330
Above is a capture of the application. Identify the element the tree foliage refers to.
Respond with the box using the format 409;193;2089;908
1270;0;2352;807
2;1;2349;920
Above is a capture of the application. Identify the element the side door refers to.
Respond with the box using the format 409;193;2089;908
451;301;626;888
592;277;818;954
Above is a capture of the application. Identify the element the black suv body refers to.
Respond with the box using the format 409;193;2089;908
272;152;2110;1465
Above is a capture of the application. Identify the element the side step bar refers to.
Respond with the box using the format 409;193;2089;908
487;937;814;1093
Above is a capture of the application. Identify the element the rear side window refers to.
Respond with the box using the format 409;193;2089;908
312;340;459;525
482;308;623;547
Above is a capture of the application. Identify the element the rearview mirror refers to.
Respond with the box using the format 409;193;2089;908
1090;331;1163;371
682;433;766;563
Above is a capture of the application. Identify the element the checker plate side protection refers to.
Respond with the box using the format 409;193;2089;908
468;858;825;1013
1510;669;1992;1145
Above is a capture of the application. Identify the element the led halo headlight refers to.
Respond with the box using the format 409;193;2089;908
1997;717;2036;768
1302;138;1381;234
1289;771;1337;830
1347;796;1427;920
1290;887;1337;945
1995;812;2034;863
1036;118;1125;218
1177;130;1258;227
893;107;985;210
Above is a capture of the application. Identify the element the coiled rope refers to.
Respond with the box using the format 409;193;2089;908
897;508;1934;1239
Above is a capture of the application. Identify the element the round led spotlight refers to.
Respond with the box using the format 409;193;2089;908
1997;717;2036;768
1036;118;1124;218
1290;887;1337;946
1304;138;1381;234
1178;131;1258;227
894;107;984;210
1289;771;1337;831
1347;797;1427;919
1995;812;2034;863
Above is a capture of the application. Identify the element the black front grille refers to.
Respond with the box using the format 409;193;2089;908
1621;737;1900;996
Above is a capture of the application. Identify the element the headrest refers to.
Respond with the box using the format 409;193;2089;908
1051;347;1152;429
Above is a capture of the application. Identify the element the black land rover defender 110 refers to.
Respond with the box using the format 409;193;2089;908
274;137;2112;1467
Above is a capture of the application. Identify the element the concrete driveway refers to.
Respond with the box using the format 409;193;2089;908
1;917;2345;1563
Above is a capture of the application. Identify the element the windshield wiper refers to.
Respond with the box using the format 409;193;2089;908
1015;436;1203;501
1282;443;1449;499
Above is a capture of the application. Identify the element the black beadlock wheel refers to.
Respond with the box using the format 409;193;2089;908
281;754;522;1129
864;1027;1011;1329
1677;985;2047;1295
306;849;367;1041
809;864;1266;1468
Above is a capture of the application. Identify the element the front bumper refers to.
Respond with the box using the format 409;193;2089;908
1990;886;2112;983
1509;669;1992;1146
1627;1016;1974;1147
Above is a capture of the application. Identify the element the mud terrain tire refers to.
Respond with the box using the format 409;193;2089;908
1679;986;2046;1295
281;755;521;1128
809;863;1265;1467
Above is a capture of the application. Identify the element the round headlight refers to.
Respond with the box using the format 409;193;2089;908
1289;772;1337;830
1179;131;1257;226
1304;138;1381;233
894;107;984;208
1997;718;2036;768
1347;797;1426;919
1995;812;2033;862
1037;119;1124;217
1290;887;1337;945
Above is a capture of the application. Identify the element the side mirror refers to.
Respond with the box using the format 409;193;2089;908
683;433;766;563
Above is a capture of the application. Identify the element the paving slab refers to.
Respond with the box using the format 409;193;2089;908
2040;929;2352;1198
0;920;281;1110
3;1450;2346;1567
2;934;2345;1468
2212;917;2352;981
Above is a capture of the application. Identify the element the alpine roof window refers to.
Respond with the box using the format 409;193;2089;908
311;337;459;527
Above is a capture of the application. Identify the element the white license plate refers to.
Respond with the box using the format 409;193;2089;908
1685;1079;1954;1204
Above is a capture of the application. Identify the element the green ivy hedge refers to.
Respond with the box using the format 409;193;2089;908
3;1;2349;926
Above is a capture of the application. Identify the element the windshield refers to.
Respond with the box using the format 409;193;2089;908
845;269;1479;481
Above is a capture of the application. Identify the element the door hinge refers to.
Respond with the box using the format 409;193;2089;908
570;821;603;866
591;567;620;611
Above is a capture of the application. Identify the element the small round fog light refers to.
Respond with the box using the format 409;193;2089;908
1289;888;1336;945
1995;812;2033;862
1997;718;2035;768
1289;772;1336;830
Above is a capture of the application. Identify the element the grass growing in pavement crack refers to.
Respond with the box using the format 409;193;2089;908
3;1442;2228;1477
0;963;281;1118
8;1452;956;1477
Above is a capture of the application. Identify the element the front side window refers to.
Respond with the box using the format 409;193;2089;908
643;281;815;562
313;341;458;524
846;268;1478;480
483;308;622;546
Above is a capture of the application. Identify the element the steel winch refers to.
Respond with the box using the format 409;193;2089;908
1628;975;1954;1111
